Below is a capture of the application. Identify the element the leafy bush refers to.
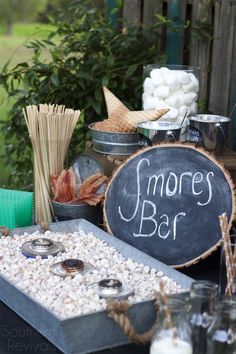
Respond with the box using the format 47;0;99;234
0;1;167;189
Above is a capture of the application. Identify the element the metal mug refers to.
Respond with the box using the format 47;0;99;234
188;114;230;154
137;121;181;146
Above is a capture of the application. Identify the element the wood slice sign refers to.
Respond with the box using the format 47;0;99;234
104;143;235;268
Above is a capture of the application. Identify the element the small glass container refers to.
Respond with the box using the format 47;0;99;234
150;297;192;354
206;299;236;354
189;280;219;354
143;65;200;137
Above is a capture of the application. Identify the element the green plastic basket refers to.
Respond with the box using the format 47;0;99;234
0;189;34;229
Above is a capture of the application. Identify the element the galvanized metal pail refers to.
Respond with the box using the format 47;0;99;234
89;123;140;155
188;114;230;154
137;121;181;146
51;200;100;224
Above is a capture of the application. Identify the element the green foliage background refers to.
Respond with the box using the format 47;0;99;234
0;1;167;189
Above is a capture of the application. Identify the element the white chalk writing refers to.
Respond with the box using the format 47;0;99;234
118;157;215;240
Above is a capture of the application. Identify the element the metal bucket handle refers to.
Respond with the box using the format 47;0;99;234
216;122;227;147
166;130;177;142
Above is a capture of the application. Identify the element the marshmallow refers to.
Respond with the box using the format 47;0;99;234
182;80;196;93
154;85;170;99
154;99;169;110
167;107;179;119
165;96;181;108
143;96;157;110
143;77;155;95
142;92;149;102
150;69;164;86
164;73;180;92
181;93;196;106
178;105;188;118
189;73;199;92
160;67;171;77
189;102;198;115
177;71;190;85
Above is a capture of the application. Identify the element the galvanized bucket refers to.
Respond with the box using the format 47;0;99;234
137;121;181;146
51;200;100;224
188;114;230;154
89;123;140;155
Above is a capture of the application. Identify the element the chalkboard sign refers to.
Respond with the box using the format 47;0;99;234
104;143;235;267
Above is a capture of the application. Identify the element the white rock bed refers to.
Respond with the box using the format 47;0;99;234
0;230;183;319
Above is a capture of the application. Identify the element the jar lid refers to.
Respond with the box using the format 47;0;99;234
22;238;65;258
51;258;95;277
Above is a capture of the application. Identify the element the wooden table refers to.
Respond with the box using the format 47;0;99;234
86;141;236;184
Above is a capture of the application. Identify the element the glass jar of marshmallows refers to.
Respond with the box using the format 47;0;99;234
143;65;200;130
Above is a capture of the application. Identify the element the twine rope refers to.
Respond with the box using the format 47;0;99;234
106;294;160;345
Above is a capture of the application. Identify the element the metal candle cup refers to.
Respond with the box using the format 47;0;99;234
61;259;85;273
98;278;123;296
22;238;65;258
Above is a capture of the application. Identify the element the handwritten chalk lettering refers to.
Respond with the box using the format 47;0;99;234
133;199;186;239
118;158;150;222
119;158;215;224
118;157;215;241
197;171;214;206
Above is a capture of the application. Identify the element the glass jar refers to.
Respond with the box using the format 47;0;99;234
150;297;192;354
206;299;236;354
142;64;200;129
189;280;219;354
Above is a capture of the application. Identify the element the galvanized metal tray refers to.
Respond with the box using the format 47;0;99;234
0;219;193;354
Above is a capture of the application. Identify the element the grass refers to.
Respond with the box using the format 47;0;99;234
0;22;55;186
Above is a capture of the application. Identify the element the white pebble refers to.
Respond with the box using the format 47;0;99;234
0;231;184;320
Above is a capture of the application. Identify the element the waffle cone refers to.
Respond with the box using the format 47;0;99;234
119;108;170;131
103;86;129;119
93;119;124;132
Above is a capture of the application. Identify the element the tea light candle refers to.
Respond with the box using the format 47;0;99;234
150;337;192;354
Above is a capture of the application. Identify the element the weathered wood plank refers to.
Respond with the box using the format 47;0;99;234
166;0;187;64
209;0;235;116
228;2;236;149
123;0;142;27
143;0;163;25
189;0;213;104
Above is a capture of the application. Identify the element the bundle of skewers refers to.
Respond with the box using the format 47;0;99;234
23;104;80;224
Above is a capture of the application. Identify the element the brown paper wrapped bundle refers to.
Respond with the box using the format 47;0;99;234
94;86;169;132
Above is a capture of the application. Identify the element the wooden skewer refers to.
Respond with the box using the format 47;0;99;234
23;104;81;224
219;213;235;296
